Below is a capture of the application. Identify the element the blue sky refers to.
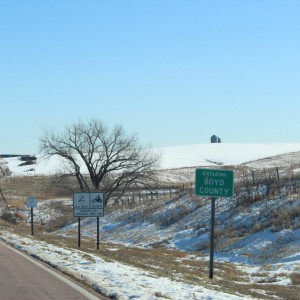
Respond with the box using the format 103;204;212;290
1;1;300;154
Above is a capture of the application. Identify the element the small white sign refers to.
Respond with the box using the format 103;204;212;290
73;192;104;217
27;197;37;208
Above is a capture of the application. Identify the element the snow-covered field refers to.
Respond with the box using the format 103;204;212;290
158;143;300;169
1;143;300;299
3;143;300;175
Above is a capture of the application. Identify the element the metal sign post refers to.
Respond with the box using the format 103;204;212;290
97;217;100;250
31;207;34;235
26;197;37;236
195;169;234;279
78;217;81;248
209;197;216;279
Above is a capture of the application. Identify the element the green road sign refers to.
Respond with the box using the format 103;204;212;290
195;168;234;197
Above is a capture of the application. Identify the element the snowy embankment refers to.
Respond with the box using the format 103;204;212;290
1;143;300;299
2;194;299;299
0;232;252;300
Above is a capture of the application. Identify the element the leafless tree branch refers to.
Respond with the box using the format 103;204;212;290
39;119;160;204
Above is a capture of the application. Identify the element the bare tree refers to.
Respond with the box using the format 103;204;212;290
39;119;160;204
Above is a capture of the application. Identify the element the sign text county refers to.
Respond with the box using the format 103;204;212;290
195;169;234;197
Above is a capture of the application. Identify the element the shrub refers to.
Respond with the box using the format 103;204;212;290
20;155;37;161
18;161;36;166
0;208;17;224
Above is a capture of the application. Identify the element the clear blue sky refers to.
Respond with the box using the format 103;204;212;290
1;0;300;154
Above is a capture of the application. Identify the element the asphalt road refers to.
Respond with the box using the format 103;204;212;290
0;241;107;300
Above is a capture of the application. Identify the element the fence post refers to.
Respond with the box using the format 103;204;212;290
252;170;255;185
276;167;280;181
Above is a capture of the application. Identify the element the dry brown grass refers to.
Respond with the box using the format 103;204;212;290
1;175;70;200
1;174;300;299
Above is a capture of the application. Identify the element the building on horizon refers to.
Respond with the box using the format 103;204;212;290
211;135;222;143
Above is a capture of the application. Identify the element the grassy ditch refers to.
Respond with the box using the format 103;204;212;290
1;223;299;300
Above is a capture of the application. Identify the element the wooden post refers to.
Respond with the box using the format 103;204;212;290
252;170;255;185
276;167;280;181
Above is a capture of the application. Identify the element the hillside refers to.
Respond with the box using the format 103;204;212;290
158;143;300;169
0;143;300;299
2;143;300;176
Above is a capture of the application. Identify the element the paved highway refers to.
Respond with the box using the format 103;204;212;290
0;241;107;299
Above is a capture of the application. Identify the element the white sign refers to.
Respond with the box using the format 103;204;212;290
73;192;104;217
27;197;37;208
